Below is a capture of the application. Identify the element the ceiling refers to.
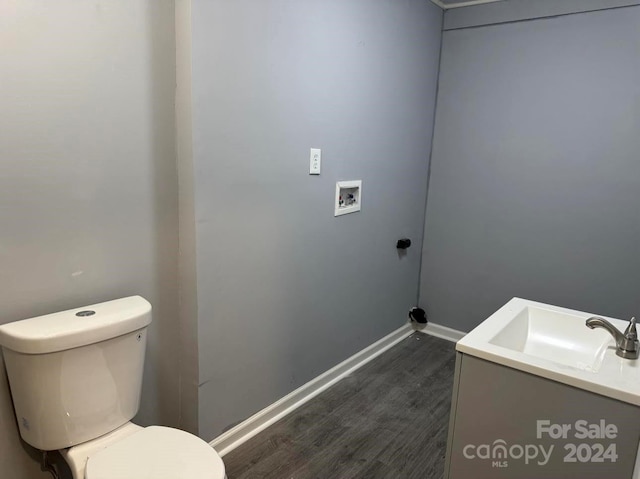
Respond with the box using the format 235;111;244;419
430;0;508;9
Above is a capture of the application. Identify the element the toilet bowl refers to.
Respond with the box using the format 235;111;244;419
0;296;226;479
62;423;226;479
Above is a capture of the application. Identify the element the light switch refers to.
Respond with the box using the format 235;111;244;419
309;148;321;175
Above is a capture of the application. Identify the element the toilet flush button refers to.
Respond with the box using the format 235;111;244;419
76;310;96;317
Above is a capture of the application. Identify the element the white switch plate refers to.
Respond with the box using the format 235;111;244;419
309;148;321;175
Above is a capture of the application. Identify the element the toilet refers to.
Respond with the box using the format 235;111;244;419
0;296;226;479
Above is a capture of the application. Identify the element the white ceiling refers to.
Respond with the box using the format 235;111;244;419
430;0;509;9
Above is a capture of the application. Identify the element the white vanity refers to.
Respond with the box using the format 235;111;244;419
445;298;640;479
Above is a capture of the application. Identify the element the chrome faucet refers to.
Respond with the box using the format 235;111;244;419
585;316;639;359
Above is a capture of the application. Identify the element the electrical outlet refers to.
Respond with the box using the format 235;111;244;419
310;148;321;175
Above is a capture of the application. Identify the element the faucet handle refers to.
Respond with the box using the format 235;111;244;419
624;317;637;340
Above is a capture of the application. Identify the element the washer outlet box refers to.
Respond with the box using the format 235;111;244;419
335;180;362;216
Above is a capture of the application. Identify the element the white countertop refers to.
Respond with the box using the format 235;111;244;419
457;298;640;406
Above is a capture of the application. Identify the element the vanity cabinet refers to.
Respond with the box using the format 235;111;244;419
444;353;640;479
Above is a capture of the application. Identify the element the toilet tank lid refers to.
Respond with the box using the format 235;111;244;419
0;296;152;354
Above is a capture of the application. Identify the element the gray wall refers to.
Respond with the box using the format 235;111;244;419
0;2;179;477
190;0;443;439
175;0;200;435
420;5;640;332
443;0;640;30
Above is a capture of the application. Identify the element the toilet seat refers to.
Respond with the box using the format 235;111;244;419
85;426;226;479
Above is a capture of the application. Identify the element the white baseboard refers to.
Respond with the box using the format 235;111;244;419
209;324;413;456
416;321;466;343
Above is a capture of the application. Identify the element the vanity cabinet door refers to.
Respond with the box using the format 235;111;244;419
445;354;640;479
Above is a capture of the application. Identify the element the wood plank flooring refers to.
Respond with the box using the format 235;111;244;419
223;333;457;479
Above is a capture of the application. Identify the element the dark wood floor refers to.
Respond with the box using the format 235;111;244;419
224;333;457;479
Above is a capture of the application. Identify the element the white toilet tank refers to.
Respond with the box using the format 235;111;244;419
0;296;152;451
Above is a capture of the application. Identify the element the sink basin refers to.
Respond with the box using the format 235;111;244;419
457;298;640;406
488;305;612;372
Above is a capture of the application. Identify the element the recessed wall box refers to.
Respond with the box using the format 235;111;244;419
335;180;362;216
